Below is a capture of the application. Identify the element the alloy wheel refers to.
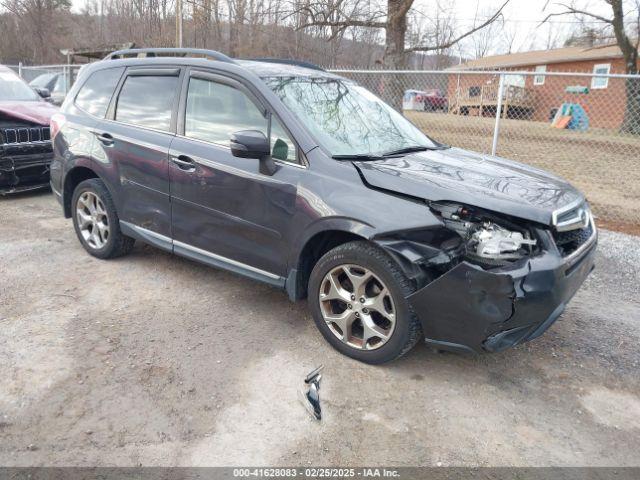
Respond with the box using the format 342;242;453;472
76;191;109;250
319;264;396;350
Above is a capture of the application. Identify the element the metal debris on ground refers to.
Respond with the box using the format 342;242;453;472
299;365;324;421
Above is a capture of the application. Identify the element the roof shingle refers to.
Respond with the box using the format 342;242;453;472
451;44;623;71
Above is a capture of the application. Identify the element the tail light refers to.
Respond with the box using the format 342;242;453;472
50;113;66;141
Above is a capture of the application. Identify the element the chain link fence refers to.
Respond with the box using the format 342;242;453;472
331;69;640;230
5;62;639;228
7;63;83;105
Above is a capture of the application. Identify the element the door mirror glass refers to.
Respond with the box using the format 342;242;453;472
230;130;270;159
272;138;289;161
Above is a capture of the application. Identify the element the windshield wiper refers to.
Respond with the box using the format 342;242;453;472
332;154;384;161
382;146;429;156
381;145;438;156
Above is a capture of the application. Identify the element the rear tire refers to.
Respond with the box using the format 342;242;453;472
71;178;134;259
308;241;423;364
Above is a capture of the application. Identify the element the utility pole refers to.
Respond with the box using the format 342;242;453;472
176;0;183;47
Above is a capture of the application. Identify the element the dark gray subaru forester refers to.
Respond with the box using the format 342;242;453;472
51;48;597;364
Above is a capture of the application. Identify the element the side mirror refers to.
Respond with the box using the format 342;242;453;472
34;87;51;99
230;130;277;176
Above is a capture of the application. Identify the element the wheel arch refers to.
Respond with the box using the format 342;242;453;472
62;166;102;218
287;224;373;301
286;217;460;302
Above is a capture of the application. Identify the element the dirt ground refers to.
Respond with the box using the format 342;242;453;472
406;111;640;229
1;191;640;467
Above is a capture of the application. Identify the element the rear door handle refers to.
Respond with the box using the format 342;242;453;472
96;133;114;146
171;154;196;171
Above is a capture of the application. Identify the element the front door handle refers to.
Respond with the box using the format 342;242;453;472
96;132;114;146
171;154;196;171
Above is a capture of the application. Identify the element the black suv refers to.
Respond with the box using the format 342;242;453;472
51;48;597;363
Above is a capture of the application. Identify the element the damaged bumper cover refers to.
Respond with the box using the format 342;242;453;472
0;144;53;194
406;230;597;354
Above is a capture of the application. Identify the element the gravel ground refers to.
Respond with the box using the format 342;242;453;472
1;191;639;467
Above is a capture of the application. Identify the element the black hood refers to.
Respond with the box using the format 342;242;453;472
354;147;584;226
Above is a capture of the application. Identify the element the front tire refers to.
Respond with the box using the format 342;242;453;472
308;241;423;364
71;178;134;259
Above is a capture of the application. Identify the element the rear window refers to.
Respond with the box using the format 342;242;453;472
115;75;178;132
75;67;124;117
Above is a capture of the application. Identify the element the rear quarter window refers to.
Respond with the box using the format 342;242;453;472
75;67;124;118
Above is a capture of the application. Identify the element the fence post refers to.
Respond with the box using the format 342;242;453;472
63;64;69;92
491;73;505;156
18;61;23;78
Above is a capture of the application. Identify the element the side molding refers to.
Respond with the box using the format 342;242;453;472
173;240;285;287
120;221;286;288
120;221;173;252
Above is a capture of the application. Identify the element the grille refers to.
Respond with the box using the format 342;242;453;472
553;222;594;257
552;201;590;232
0;126;51;145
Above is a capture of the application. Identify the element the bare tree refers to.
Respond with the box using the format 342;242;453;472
543;22;570;49
501;22;518;54
1;0;72;62
296;0;510;70
408;0;458;66
543;0;640;134
467;5;505;59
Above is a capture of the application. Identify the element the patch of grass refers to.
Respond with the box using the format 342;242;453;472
406;111;640;227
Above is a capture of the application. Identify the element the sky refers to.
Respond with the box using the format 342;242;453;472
427;0;616;56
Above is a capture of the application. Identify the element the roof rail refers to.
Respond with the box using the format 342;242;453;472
105;48;235;64
247;58;325;72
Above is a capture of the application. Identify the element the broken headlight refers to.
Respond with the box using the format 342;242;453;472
430;202;537;267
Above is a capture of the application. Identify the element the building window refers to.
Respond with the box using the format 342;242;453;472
591;63;611;89
505;74;525;88
534;65;546;86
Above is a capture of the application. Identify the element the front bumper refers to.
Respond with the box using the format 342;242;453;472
408;231;597;353
0;145;53;194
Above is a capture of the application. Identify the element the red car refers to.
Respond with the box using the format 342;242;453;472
0;65;58;194
403;89;448;111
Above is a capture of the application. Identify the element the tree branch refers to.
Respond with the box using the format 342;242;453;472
291;0;386;34
540;2;613;25
407;0;510;52
297;18;385;30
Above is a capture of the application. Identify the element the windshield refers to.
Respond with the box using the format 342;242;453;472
263;76;439;157
0;70;40;102
30;73;56;89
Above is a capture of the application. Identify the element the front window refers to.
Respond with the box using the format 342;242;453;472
0;69;40;102
185;78;266;146
534;65;546;86
263;76;439;157
591;63;611;89
185;77;297;162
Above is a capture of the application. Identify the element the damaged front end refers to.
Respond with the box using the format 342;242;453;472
0;123;53;194
377;201;597;353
